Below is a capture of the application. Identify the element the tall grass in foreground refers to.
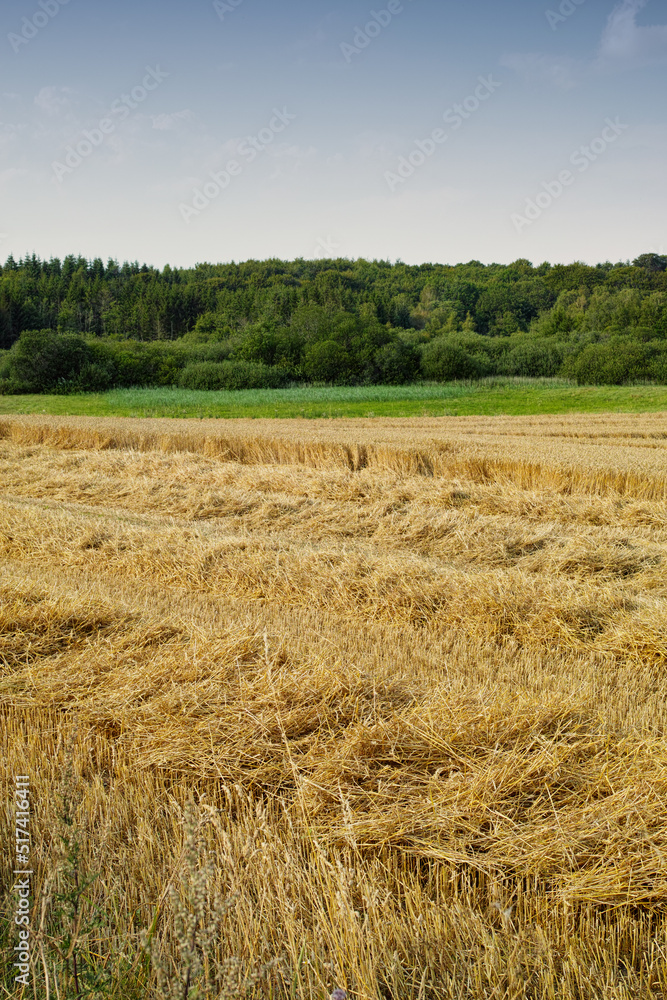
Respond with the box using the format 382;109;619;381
4;377;667;418
3;415;667;997
102;377;576;407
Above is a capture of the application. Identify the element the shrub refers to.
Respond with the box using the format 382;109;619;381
0;351;10;392
95;341;201;388
181;312;235;342
420;337;487;381
72;360;116;392
303;340;352;384
371;340;420;384
647;346;667;384
233;324;305;374
497;340;567;377
4;330;92;392
97;343;155;387
564;339;654;385
178;360;291;390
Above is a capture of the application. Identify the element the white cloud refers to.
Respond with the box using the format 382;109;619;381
357;131;404;161
0;121;29;158
267;143;317;179
503;0;667;89
500;53;581;90
34;86;75;116
0;166;24;183
151;110;197;131
598;0;667;64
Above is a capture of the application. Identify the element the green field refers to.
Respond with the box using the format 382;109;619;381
2;378;667;419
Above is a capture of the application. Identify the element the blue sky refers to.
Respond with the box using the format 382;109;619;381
1;0;665;266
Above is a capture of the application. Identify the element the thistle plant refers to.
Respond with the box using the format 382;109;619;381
143;800;278;1000
36;751;121;999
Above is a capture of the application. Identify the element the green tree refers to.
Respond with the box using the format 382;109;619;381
633;253;667;273
303;340;351;383
421;337;486;381
565;339;654;385
497;339;566;377
4;329;91;392
371;340;420;384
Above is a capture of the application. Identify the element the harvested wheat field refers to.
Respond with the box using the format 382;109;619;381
3;412;667;999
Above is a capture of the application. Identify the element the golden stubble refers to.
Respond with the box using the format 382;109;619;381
2;413;667;999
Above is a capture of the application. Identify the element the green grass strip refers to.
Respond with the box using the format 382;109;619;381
2;379;667;419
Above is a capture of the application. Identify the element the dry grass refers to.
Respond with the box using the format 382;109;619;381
2;413;667;999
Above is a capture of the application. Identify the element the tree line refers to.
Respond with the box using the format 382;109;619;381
1;252;666;392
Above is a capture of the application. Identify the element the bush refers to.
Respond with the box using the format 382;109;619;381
0;335;193;394
303;340;352;384
371;340;420;384
94;340;226;388
181;312;235;342
108;341;193;387
178;360;291;390
96;342;155;388
564;339;655;385
73;361;116;392
497;340;567;377
4;329;92;392
0;351;10;392
646;345;667;384
232;323;305;374
0;334;297;394
420;337;487;381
